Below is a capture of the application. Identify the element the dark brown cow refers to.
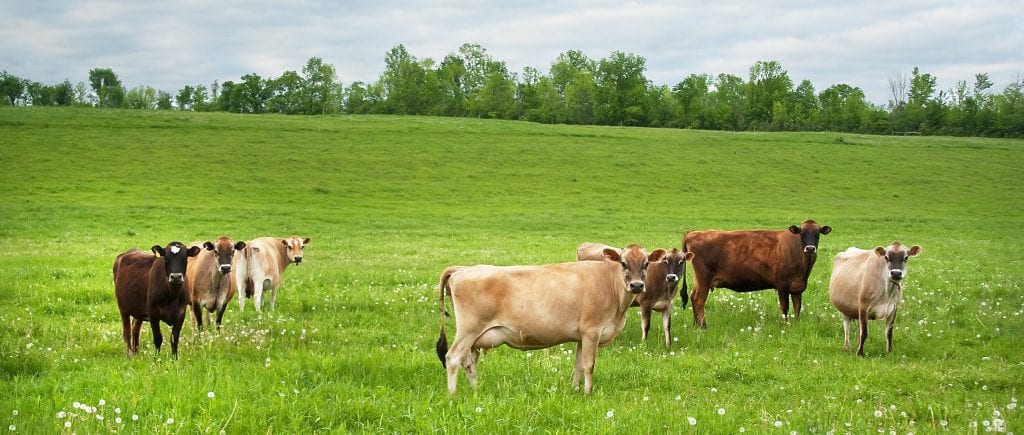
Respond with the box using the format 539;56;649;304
113;242;201;357
684;220;832;329
438;244;665;394
634;248;694;348
186;237;246;331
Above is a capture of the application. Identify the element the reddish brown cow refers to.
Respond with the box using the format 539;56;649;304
438;244;665;394
684;220;831;329
186;237;246;331
113;242;201;357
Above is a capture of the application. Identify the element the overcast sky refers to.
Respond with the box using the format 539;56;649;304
2;1;1022;106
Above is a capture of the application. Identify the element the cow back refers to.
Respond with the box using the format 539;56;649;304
829;248;887;318
685;229;807;291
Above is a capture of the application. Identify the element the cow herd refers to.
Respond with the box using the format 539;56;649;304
112;235;310;358
437;219;923;394
110;222;922;395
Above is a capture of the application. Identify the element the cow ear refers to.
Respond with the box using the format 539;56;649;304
683;251;695;261
234;241;247;251
788;225;800;234
873;246;886;257
648;249;666;263
187;246;202;257
302;237;311;245
820;226;832;235
281;239;290;247
602;248;621;262
151;245;164;257
908;245;922;256
203;241;215;251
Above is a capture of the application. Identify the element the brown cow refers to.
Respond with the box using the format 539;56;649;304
232;236;310;312
438;245;666;394
186;237;246;331
635;248;694;348
828;241;922;356
113;242;201;357
684;220;832;329
577;243;694;348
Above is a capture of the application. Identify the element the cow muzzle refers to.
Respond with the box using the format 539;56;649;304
629;281;645;294
803;245;817;253
666;274;679;284
168;273;184;284
292;256;302;265
889;269;905;281
219;264;231;274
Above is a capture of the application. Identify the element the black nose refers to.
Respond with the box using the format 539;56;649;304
804;245;817;253
666;274;679;283
294;256;302;264
169;273;184;283
219;265;231;273
629;281;645;292
890;270;904;280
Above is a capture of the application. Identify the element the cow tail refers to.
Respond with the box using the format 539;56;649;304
436;267;459;368
243;243;254;298
681;231;691;309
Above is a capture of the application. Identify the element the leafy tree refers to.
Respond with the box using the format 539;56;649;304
380;45;432;115
819;84;868;131
706;73;747;130
1;71;26;105
26;81;54;106
434;54;467;116
53;79;74;106
303;57;341;115
344;81;384;114
745;60;792;128
88;68;125;108
550;50;596;124
789;80;820;130
267;70;305;114
156;90;172;110
645;84;682;127
594;51;648;126
192;85;210;111
673;73;711;128
177;85;194;110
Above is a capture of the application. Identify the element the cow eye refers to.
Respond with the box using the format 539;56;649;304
620;261;628;269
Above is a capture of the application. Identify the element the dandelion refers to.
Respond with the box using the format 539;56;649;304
115;407;121;414
96;415;104;421
8;425;15;431
643;396;649;402
940;420;948;427
606;410;614;419
63;422;71;429
475;407;482;413
711;387;718;393
718;408;726;415
739;427;745;433
132;414;139;421
208;391;216;399
166;418;174;425
72;402;81;409
25;343;33;349
98;399;106;406
688;416;697;426
56;411;65;419
115;417;122;424
775;420;783;427
675;395;681;401
874;410;883;417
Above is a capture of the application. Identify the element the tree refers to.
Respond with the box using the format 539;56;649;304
594;51;649;126
380;45;431;115
267;70;304;114
302;56;340;115
26;81;54;106
706;73;746;130
434;54;467;116
156;90;172;110
673;73;711;128
819;84;868;132
53;79;74;106
790;80;820;130
1;71;26;106
550;50;596;124
177;85;194;110
88;68;125;108
745;60;792;128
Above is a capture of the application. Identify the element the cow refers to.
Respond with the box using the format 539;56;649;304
577;243;694;348
828;241;922;356
437;244;666;394
635;248;694;348
113;242;201;358
186;236;246;331
683;220;832;329
232;236;310;312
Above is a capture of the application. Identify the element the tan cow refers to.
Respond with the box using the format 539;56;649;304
828;241;922;356
232;236;310;312
186;236;246;331
635;248;694;348
437;244;666;394
577;243;693;348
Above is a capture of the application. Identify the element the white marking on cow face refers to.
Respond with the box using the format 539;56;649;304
170;245;181;255
283;236;309;265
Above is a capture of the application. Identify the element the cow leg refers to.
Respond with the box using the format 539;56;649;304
120;312;133;357
885;309;898;354
252;278;266;312
856;307;869;357
464;348;481;390
578;334;599;394
791;292;803;317
841;315;852;351
691;286;709;329
662;305;673;349
150;319;163;354
777;289;791;320
640;305;653;343
444;331;478;395
130;318;143;355
572;341;584;390
215;304;227;330
191;303;204;333
269;280;278;311
170;320;182;359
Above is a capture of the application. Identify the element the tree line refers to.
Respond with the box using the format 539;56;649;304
3;43;1022;137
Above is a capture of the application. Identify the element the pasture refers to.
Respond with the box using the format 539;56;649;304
0;107;1021;433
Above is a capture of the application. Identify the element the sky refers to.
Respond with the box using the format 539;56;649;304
2;0;1022;106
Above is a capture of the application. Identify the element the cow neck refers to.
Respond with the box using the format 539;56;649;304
886;279;902;297
275;239;292;271
800;250;817;280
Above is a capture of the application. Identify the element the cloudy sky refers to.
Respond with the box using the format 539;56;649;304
2;0;1021;105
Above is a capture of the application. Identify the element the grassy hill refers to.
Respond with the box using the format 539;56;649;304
1;107;1021;432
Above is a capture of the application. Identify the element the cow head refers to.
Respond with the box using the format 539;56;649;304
152;241;201;286
281;236;311;265
661;248;695;286
873;241;922;282
606;244;666;294
788;220;832;253
203;236;246;275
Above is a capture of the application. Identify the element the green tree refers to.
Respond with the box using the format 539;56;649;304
745;60;792;128
1;71;26;105
819;84;868;132
267;70;305;114
53;79;74;106
550;50;596;124
706;73;746;130
177;85;194;110
26;81;54;106
88;68;124;108
302;57;340;115
434;54;467;116
790;80;820;130
380;45;432;115
594;51;649;126
156;90;172;110
673;73;711;128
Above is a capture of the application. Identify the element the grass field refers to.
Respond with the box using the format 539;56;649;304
1;107;1022;433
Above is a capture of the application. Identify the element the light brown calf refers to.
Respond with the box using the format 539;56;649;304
232;236;310;312
186;236;246;330
635;248;694;348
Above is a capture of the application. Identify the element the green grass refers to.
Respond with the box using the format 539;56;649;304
1;107;1022;433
